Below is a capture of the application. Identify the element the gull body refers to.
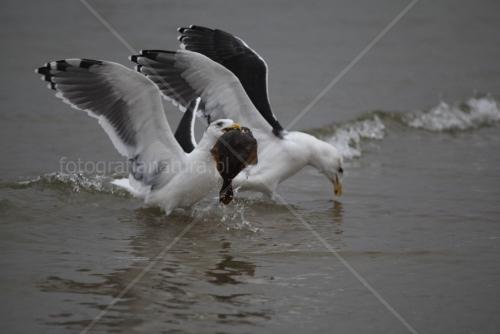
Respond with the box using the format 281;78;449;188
36;58;239;215
233;131;339;197
131;26;344;199
145;127;221;213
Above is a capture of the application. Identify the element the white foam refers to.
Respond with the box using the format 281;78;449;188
404;97;500;131
325;115;385;159
18;172;131;196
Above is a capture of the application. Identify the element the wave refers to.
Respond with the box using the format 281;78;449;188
11;172;131;196
5;97;499;195
403;96;500;131
312;96;499;159
324;115;385;159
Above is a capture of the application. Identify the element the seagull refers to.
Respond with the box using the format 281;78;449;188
36;58;241;214
131;26;343;199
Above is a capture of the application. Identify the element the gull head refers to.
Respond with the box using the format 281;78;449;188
311;140;344;197
206;118;241;139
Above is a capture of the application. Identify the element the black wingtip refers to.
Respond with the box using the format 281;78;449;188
54;60;69;71
129;55;139;63
36;65;50;75
140;50;157;59
178;25;211;34
36;63;55;87
140;50;161;59
190;25;212;32
36;64;54;83
79;58;102;69
140;49;176;60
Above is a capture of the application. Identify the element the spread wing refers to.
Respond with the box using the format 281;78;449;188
130;50;273;137
178;25;284;137
36;59;186;190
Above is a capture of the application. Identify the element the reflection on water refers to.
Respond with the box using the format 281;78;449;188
36;207;270;333
332;200;344;234
206;242;256;285
39;275;116;296
39;267;142;330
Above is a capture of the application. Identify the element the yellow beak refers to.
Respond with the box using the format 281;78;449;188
226;123;241;130
333;174;343;197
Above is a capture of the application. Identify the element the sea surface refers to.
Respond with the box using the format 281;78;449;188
1;1;499;333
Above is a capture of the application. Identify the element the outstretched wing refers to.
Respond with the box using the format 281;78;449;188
130;50;273;136
36;59;186;189
178;25;284;137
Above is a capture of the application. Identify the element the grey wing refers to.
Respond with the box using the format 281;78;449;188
36;59;186;189
130;49;273;136
178;25;284;137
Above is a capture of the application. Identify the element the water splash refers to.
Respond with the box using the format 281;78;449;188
220;201;261;232
403;96;500;131
10;173;260;227
15;172;130;196
189;199;261;232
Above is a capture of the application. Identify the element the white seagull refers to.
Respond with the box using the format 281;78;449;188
131;26;343;199
36;58;241;214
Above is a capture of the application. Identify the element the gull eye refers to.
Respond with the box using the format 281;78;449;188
338;167;343;174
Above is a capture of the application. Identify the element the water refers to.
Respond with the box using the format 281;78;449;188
1;1;500;333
